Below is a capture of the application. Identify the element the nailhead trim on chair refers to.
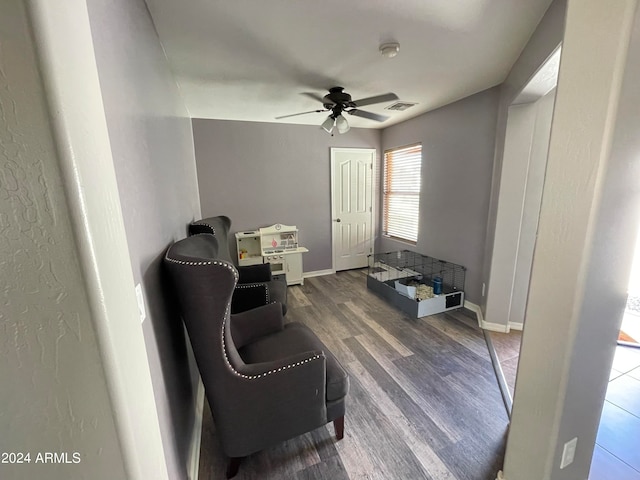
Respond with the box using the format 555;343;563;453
165;256;239;280
168;252;320;379
235;283;270;304
220;305;322;379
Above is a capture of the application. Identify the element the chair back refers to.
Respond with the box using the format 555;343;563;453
188;216;233;262
164;235;247;436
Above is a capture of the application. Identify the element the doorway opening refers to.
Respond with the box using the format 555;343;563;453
620;222;640;346
485;46;562;414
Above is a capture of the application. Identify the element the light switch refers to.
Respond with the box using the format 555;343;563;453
560;437;577;469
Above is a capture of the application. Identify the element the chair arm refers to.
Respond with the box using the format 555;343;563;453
230;302;284;348
238;264;272;283
216;351;328;457
231;282;270;314
240;350;324;378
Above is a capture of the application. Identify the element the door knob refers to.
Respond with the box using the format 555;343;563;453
336;218;341;222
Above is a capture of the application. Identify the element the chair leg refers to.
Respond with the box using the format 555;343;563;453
333;415;345;440
226;457;243;479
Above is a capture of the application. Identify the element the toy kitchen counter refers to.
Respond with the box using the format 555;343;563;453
235;223;308;286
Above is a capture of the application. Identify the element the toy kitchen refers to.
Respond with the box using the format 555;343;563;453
235;223;309;285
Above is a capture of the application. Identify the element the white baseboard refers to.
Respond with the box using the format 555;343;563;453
187;378;205;480
464;300;484;329
509;322;524;331
465;300;511;332
303;269;335;278
481;321;510;333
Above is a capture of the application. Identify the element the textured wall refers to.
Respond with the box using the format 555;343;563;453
0;1;126;479
85;0;202;477
380;88;500;304
192;119;381;272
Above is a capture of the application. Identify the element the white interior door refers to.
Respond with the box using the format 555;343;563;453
331;148;375;271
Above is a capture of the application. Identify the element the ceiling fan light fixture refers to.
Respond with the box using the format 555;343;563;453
335;114;350;134
379;42;400;58
321;115;335;134
278;87;397;133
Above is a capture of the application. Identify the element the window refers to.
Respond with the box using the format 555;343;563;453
383;144;422;244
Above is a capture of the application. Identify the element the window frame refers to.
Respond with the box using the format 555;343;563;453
382;143;422;245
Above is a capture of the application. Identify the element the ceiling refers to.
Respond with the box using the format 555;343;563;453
145;0;553;129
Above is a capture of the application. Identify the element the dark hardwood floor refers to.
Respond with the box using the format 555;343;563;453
198;270;509;480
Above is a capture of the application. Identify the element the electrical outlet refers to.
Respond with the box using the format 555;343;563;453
135;283;146;324
560;437;577;469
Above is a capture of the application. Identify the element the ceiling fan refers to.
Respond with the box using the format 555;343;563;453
275;87;399;134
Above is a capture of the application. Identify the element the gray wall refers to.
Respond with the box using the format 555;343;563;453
0;1;126;478
86;0;202;478
503;1;640;478
380;88;500;304
192;119;381;272
481;0;567;317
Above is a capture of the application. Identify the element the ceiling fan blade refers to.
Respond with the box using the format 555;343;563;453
275;109;326;120
352;93;399;107
347;109;389;122
302;92;326;104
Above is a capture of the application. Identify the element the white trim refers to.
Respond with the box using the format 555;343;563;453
303;269;335;278
330;148;376;272
466;300;511;332
508;322;524;331
481;321;510;333
28;2;168;478
187;379;205;480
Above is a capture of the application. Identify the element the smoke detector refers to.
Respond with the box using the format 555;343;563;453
379;43;400;58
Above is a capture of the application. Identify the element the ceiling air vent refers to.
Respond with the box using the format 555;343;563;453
385;101;417;111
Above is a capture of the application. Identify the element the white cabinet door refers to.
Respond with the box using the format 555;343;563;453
286;253;303;285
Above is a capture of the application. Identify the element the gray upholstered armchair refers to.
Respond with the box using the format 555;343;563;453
164;234;349;478
189;215;288;315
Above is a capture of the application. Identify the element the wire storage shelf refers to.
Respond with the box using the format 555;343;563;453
367;250;466;318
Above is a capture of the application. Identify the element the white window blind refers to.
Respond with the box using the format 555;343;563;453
383;144;422;244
